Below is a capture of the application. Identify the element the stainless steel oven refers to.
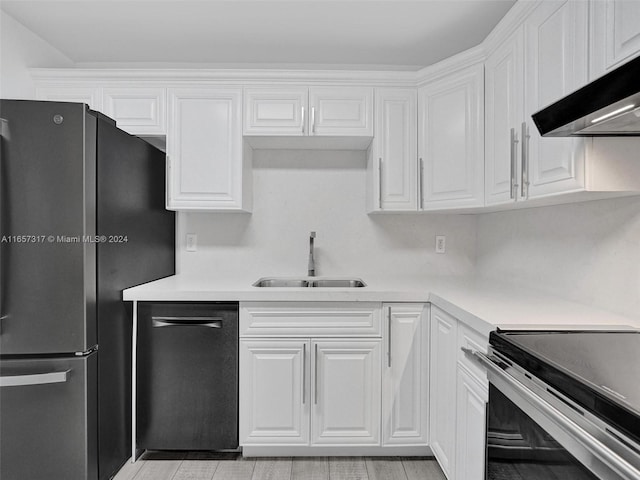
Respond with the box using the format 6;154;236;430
468;330;640;480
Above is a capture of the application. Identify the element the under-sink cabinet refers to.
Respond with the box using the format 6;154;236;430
239;301;429;455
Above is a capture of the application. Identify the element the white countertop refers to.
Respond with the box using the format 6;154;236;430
123;275;640;336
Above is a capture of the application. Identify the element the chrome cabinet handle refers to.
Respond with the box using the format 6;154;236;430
387;307;392;368
151;316;222;328
378;158;383;210
302;343;307;404
311;106;316;134
0;370;70;387
521;121;530;199
510;127;519;199
301;106;305;134
419;157;425;210
314;343;318;405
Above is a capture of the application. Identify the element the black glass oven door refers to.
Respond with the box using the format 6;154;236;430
487;385;598;480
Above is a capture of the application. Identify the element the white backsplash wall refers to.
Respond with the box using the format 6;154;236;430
177;149;477;284
476;196;640;319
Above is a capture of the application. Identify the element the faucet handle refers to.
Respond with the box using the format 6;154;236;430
310;231;316;238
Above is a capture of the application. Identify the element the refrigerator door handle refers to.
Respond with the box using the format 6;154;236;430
151;316;223;328
0;369;70;387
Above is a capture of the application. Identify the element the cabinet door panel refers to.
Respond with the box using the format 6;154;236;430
373;88;418;211
592;0;640;78
103;88;166;135
309;87;373;136
239;340;309;445
485;28;524;205
382;305;428;446
429;306;458;479
167;87;246;210
525;0;587;198
419;65;484;210
243;88;308;135
311;340;380;445
455;365;488;480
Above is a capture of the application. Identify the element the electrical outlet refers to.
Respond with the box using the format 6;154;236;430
435;235;446;254
186;233;197;252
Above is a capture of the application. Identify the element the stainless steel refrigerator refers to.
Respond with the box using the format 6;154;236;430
0;100;175;480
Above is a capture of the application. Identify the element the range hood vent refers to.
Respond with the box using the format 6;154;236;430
532;55;640;137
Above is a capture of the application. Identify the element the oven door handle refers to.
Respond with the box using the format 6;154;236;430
464;347;640;480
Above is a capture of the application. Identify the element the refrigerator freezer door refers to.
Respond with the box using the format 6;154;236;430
0;353;98;480
0;100;97;354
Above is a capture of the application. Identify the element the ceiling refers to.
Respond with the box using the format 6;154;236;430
1;0;516;71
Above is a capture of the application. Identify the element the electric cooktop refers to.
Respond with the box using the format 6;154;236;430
490;330;640;446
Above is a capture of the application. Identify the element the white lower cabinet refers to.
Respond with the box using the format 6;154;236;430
430;305;489;480
239;301;429;454
429;306;458;478
311;340;381;445
240;338;380;447
382;304;429;446
239;340;309;445
455;365;488;480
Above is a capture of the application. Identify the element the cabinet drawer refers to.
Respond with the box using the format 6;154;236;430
240;302;381;337
457;322;489;384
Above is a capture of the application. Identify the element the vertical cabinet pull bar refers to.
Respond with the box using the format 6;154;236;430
387;307;392;368
510;128;519;199
311;106;316;134
378;158;383;210
521;121;530;199
314;344;318;405
302;343;306;404
301;106;305;134
419;157;425;210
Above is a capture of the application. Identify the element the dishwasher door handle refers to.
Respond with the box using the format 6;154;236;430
151;316;223;328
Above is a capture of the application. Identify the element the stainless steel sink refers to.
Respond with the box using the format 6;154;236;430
311;279;366;288
253;277;366;288
253;278;310;287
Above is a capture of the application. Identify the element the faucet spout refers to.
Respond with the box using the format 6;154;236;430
308;231;316;277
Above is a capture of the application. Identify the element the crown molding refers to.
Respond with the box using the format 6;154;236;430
482;0;541;53
415;45;486;87
30;67;419;87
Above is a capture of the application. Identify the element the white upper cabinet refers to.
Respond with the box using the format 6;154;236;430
243;86;373;138
166;87;251;211
102;87;166;135
368;88;418;212
485;0;589;205
590;0;640;79
419;64;484;210
309;87;373;137
243;87;308;136
485;27;525;206
523;0;588;199
382;304;429;447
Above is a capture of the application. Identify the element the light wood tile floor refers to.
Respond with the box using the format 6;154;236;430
113;455;446;480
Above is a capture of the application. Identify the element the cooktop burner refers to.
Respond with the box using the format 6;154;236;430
490;330;640;446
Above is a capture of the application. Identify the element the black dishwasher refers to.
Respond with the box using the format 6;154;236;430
137;302;238;450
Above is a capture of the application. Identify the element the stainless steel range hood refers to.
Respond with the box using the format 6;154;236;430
532;55;640;137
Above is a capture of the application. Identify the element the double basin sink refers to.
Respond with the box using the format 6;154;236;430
253;277;366;288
